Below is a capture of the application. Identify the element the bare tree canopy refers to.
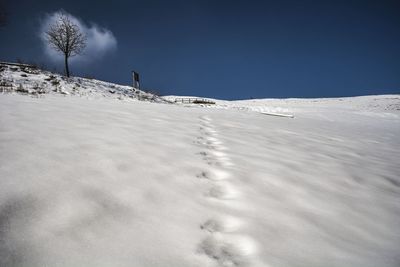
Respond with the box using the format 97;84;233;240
45;13;86;77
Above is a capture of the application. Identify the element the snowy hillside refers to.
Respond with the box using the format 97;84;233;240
164;94;400;116
0;71;399;267
0;62;162;102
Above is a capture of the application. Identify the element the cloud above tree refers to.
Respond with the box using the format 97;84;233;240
40;10;117;63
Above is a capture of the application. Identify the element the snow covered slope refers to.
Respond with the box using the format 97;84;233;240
0;85;399;266
0;62;162;102
164;94;400;117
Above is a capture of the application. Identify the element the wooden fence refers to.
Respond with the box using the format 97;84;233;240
0;79;13;93
174;97;215;105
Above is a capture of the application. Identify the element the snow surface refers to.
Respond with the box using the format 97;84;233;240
0;62;161;102
1;78;400;266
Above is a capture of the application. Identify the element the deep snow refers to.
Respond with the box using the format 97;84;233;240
0;73;399;266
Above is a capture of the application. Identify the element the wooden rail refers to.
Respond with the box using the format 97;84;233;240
0;62;37;68
174;97;215;104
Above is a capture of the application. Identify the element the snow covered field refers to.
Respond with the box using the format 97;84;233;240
0;92;399;267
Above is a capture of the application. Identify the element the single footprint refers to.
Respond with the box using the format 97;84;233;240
197;137;223;147
199;233;257;267
198;151;209;157
196;169;231;181
201;143;226;151
206;136;224;145
207;182;240;200
197;151;228;166
202;130;219;137
196;171;211;179
196;136;221;146
197;151;216;164
212;156;234;168
201;216;243;233
195;140;227;152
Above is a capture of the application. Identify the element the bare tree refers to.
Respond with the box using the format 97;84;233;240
45;13;86;77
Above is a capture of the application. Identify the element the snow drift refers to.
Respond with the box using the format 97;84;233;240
0;66;399;267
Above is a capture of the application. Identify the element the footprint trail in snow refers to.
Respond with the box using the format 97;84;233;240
195;115;262;267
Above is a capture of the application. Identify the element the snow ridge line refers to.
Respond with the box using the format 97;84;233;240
195;115;260;267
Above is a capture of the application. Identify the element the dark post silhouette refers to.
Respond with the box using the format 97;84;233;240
132;71;140;89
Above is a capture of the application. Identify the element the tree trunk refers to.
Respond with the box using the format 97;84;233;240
64;55;70;77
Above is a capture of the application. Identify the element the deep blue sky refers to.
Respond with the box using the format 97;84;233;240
1;0;399;99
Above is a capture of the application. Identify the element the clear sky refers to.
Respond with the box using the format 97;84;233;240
1;0;399;99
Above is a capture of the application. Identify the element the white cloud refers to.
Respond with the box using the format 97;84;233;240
40;10;117;63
